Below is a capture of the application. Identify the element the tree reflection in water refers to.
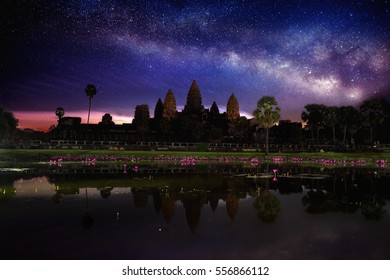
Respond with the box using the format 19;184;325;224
301;168;387;220
98;187;113;199
4;163;385;234
253;187;281;223
302;190;330;214
1;162;390;260
1;157;389;261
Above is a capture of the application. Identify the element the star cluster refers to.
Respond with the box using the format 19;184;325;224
1;0;389;130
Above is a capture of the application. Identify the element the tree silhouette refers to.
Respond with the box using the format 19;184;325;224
85;84;97;124
301;104;326;143
55;107;64;122
360;98;387;144
99;187;113;199
48;124;56;132
323;106;338;144
253;96;280;155
347;110;363;145
0;107;18;140
302;190;328;214
338;106;360;145
99;113;114;125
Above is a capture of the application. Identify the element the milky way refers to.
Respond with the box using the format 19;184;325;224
1;0;389;129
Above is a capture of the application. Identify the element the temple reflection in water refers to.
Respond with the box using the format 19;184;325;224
2;163;389;235
1;161;389;259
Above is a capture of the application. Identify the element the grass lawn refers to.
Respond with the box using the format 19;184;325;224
1;148;389;163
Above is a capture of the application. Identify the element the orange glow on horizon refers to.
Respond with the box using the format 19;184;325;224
14;111;134;132
14;109;300;132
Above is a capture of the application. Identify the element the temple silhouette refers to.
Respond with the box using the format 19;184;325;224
51;80;252;143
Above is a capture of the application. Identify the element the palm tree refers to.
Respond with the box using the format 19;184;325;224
347;110;363;145
55;107;64;123
360;98;387;144
85;84;97;124
338;106;359;145
323;106;338;144
301;104;326;143
253;96;280;155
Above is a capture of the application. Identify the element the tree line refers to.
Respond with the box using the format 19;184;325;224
300;98;389;145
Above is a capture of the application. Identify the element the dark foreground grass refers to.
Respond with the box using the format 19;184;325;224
1;148;389;163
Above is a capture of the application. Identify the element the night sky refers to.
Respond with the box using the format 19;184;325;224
1;0;389;131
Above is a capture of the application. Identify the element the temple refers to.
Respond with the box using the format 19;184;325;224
49;80;272;144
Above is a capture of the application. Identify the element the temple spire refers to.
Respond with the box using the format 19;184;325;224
227;93;240;120
183;80;202;114
162;89;177;120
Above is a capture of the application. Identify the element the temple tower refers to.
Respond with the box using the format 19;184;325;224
183;80;203;114
154;98;164;120
227;93;240;121
163;89;177;120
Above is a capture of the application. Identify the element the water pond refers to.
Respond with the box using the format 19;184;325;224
1;156;389;259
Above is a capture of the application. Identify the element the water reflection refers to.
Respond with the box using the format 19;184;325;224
1;163;389;259
81;186;94;229
2;165;388;225
253;188;281;223
298;168;388;221
130;179;249;233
